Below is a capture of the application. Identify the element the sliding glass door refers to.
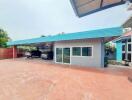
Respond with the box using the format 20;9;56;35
56;48;62;63
63;48;70;64
56;48;70;64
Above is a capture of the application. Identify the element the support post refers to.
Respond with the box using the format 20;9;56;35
13;46;17;59
116;42;122;62
101;38;105;67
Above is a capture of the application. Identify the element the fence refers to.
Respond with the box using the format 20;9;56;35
0;48;14;59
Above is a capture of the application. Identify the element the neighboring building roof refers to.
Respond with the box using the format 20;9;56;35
123;31;132;37
7;27;123;46
113;31;132;42
123;16;132;28
70;0;130;17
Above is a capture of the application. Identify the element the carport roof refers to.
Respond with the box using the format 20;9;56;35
7;27;123;46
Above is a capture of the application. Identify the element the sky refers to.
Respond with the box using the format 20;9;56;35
0;0;132;40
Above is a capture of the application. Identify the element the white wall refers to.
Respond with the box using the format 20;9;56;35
54;39;104;67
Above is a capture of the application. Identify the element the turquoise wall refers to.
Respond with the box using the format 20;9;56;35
116;42;122;62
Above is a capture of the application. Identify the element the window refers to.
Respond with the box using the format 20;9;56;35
128;38;131;42
72;47;81;56
122;40;126;43
122;45;125;51
128;53;131;62
122;53;125;60
56;48;62;62
82;47;92;56
128;44;131;51
63;48;70;63
72;46;92;57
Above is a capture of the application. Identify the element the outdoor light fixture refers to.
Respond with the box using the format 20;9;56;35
70;0;132;17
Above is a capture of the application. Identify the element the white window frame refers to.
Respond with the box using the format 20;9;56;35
82;47;93;57
72;47;81;57
71;46;93;58
55;47;71;65
55;45;94;65
121;38;132;61
127;43;131;53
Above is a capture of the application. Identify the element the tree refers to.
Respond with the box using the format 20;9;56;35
0;29;10;48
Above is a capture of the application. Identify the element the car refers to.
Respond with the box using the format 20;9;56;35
25;50;42;58
41;51;53;60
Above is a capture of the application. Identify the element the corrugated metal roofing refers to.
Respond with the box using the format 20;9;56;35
7;27;123;46
70;0;130;17
123;31;132;37
113;31;132;42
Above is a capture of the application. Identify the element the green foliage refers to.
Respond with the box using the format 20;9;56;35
17;46;36;51
105;42;116;53
0;29;10;48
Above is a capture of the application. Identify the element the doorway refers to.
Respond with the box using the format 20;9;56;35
56;47;70;64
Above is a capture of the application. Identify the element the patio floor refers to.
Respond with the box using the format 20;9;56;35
0;58;132;100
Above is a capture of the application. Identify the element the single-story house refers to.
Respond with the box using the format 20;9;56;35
113;16;132;65
114;31;132;65
7;27;123;67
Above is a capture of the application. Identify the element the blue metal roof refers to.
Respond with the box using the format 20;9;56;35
7;27;123;46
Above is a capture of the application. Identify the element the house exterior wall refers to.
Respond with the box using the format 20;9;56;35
54;39;104;67
116;37;132;64
116;42;122;62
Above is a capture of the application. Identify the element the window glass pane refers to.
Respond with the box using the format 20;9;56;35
122;45;125;51
128;53;131;62
122;40;126;43
82;47;92;56
128;44;131;51
56;48;62;62
63;48;70;63
122;53;125;60
72;47;81;56
128;38;131;42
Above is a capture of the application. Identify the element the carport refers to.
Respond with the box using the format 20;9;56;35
11;42;54;59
